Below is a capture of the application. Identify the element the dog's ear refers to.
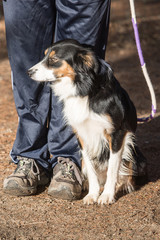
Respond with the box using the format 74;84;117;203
73;51;97;96
75;51;99;74
77;52;93;70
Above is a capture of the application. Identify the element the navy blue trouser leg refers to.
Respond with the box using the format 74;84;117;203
55;0;111;59
3;0;111;170
3;0;56;169
48;0;111;168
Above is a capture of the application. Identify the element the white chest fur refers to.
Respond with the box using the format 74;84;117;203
63;96;113;158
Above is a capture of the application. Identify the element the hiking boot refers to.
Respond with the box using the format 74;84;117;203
3;157;49;196
48;157;83;200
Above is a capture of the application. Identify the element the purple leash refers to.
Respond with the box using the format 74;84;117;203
129;0;157;122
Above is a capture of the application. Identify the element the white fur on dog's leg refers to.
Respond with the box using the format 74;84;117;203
83;193;99;205
98;149;122;205
98;193;115;205
82;150;100;205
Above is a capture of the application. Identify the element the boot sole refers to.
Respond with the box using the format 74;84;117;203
48;186;81;200
4;188;37;196
3;180;37;196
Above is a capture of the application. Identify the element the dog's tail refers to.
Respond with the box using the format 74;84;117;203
117;144;148;194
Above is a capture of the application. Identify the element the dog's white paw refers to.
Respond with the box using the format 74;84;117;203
98;193;116;205
83;194;98;205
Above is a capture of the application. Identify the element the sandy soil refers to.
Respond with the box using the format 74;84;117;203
0;0;160;239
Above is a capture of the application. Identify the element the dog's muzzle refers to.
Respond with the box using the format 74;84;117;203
28;68;37;78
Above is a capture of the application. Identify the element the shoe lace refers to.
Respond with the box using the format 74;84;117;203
58;157;83;186
15;157;41;181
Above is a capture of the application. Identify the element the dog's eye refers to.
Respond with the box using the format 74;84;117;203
48;56;59;65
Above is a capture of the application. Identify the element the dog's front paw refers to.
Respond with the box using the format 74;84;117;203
98;193;116;205
83;193;98;205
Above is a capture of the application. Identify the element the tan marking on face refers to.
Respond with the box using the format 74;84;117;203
49;50;56;58
54;60;75;80
45;48;49;56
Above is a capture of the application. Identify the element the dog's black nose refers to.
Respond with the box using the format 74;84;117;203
28;68;37;77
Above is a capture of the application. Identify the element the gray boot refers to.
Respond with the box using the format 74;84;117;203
48;157;83;200
3;157;49;196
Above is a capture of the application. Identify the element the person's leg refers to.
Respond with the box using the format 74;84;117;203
3;0;82;198
48;0;111;169
47;94;82;169
3;0;56;170
47;0;111;200
55;0;111;59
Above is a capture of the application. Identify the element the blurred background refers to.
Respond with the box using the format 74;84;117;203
0;0;160;239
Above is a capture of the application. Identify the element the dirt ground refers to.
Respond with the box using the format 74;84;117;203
0;0;160;239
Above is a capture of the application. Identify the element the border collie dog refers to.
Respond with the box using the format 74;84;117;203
28;39;147;205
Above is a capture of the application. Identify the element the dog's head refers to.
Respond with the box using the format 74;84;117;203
28;39;110;99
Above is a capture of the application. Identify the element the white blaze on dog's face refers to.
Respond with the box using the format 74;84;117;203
28;44;78;100
28;46;78;99
28;59;56;82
